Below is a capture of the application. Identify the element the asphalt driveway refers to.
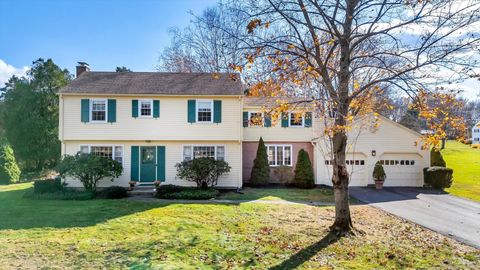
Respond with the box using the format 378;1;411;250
350;187;480;249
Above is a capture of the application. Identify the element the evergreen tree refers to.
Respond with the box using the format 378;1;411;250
430;148;446;167
2;59;71;170
294;149;315;188
0;142;21;184
399;109;421;132
250;137;270;185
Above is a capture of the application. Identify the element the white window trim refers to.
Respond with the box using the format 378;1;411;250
288;112;305;128
182;144;226;161
78;144;124;167
248;111;264;127
89;98;108;123
265;144;293;167
138;99;154;118
195;99;214;123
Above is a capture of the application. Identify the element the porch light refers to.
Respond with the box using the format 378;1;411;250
372;150;376;157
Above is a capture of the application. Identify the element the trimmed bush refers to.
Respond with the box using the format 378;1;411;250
250;137;270;186
0;143;21;184
98;186;128;199
430;148;446;167
423;166;453;189
293;149;315;188
373;162;386;181
155;185;219;200
175;158;231;189
33;178;63;194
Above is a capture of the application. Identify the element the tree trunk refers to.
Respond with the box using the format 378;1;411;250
330;130;353;234
441;138;446;149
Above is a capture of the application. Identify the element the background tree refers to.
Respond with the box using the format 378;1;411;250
250;137;270;185
399;108;422;132
115;66;132;72
234;0;479;234
294;149;315;188
1;59;71;170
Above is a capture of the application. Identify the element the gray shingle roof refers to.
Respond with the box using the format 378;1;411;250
60;72;244;95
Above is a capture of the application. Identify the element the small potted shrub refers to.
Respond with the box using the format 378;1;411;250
128;181;137;190
372;162;386;190
153;180;161;188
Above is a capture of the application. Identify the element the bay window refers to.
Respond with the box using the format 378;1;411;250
183;145;225;161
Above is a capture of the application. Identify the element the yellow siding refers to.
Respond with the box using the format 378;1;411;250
242;106;315;142
62;140;243;188
61;95;242;141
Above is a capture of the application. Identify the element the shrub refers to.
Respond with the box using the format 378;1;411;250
472;144;479;149
155;184;219;200
250;137;270;186
56;153;123;193
430;148;446;167
293;149;315;188
97;186;128;199
33;178;63;194
175;158;231;189
423;167;453;189
0;143;21;184
373;162;386;181
272;166;294;185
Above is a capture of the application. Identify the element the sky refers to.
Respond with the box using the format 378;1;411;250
0;0;217;82
0;0;479;100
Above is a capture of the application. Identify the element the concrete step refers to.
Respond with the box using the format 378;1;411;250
128;186;157;196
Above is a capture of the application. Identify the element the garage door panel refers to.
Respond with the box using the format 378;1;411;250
379;153;423;187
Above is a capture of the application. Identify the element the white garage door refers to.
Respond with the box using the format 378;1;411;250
320;153;368;186
378;153;423;186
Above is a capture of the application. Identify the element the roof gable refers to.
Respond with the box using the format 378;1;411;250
60;72;244;96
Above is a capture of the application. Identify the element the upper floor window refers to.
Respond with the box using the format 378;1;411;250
249;112;263;127
139;100;153;117
90;99;107;122
197;100;213;122
474;129;479;133
289;112;304;127
183;145;225;161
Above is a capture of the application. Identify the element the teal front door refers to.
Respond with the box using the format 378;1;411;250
140;146;156;182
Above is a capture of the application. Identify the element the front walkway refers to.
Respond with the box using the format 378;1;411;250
350;187;480;249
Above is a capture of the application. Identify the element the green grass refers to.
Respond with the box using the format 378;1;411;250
441;141;480;201
220;187;335;202
0;183;478;269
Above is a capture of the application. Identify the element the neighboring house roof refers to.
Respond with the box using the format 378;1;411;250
60;72;244;95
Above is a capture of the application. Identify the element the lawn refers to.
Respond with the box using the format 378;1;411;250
0;183;478;269
441;140;480;201
220;187;335;202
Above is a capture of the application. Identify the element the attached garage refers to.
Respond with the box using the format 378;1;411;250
318;152;369;186
377;153;423;187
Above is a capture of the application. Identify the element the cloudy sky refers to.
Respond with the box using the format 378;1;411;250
1;0;479;100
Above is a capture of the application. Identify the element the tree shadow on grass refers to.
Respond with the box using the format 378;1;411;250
269;231;339;270
0;186;238;230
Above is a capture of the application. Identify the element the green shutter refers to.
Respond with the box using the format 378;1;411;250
281;112;289;127
305;112;312;127
107;99;116;123
213;100;222;123
156;146;166;182
153;100;160;118
132;100;138;118
81;99;89;123
264;113;272;127
243;112;249;127
187;100;196;123
130;146;139;181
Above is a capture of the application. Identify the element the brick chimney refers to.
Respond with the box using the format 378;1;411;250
76;62;90;77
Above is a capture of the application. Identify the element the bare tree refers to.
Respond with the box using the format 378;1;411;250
236;0;480;234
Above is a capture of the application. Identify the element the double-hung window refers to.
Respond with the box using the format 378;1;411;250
139;100;153;117
197;100;213;122
289;112;304;127
90;99;107;122
183;145;225;161
248;112;263;127
79;145;124;165
266;145;292;166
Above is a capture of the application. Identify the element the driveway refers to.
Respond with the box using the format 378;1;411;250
350;187;480;249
